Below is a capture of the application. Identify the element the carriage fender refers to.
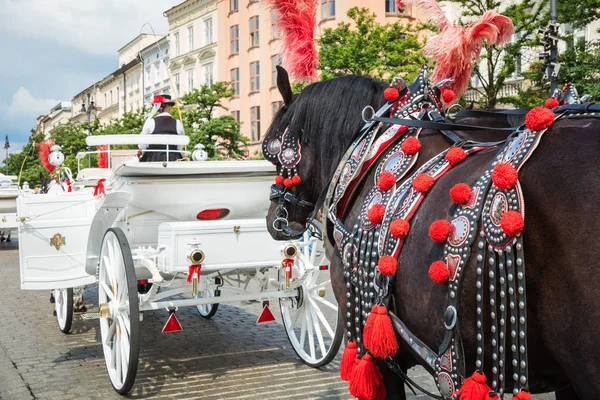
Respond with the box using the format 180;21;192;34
85;192;131;276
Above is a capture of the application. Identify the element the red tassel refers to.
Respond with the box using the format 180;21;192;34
93;178;106;196
363;305;398;358
187;265;202;283
456;372;491;400
340;341;358;381
349;354;386;400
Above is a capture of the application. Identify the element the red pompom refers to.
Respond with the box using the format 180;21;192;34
450;183;472;205
412;174;434;193
275;175;284;185
492;163;519;189
442;89;455;103
401;137;421;155
500;211;524;236
349;354;386;400
363;304;398;358
429;261;450;284
545;98;559;108
525;106;555;131
390;219;410;238
367;204;386;225
284;178;293;188
429;219;451;243
377;172;396;191
378;256;397;276
446;147;467;166
291;175;302;185
513;391;532;400
456;372;491;400
340;341;358;381
384;87;400;102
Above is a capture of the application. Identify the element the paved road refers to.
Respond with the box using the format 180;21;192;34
0;241;553;400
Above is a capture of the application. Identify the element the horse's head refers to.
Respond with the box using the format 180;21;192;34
262;67;389;240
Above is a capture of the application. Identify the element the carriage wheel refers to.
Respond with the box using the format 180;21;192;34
98;228;140;394
54;288;73;334
279;230;344;367
194;277;219;318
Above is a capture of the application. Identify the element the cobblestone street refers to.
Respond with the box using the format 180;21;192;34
0;242;552;400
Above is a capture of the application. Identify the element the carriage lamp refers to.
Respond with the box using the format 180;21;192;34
188;249;205;297
281;244;297;289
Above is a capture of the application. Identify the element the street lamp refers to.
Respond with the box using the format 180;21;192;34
81;92;97;166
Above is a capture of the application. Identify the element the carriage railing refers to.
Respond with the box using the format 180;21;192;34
78;134;191;172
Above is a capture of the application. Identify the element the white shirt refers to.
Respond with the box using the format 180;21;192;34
139;112;185;150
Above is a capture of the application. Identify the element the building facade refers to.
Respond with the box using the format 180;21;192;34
141;37;171;106
166;0;219;100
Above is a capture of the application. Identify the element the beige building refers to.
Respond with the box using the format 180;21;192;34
217;0;424;148
165;0;219;99
34;102;72;139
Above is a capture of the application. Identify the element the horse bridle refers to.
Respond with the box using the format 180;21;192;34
269;183;318;237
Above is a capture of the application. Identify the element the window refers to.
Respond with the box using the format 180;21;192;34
110;90;113;105
271;54;282;86
175;74;180;95
104;94;107;107
231;110;240;122
187;70;194;93
231;68;240;96
250;106;261;141
385;0;397;13
272;101;283;117
230;0;238;12
250;61;260;92
188;26;194;51
204;18;213;45
321;0;335;19
271;10;281;39
230;25;239;54
145;67;151;87
250;16;260;47
204;63;214;87
174;32;180;56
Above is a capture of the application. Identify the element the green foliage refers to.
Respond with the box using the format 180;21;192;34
179;82;234;124
318;7;429;82
99;108;147;136
51;123;94;172
557;0;600;28
3;134;45;188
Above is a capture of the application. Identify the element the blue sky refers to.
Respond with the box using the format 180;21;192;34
0;0;181;159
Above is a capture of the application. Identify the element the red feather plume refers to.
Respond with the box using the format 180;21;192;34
262;0;319;81
406;0;514;99
97;145;108;168
36;141;55;173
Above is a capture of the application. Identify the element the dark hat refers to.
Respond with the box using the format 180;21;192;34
152;94;176;106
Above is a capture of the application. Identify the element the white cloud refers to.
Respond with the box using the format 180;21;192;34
1;0;179;56
4;87;59;119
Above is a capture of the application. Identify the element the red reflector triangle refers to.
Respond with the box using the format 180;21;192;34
162;312;183;333
257;304;276;324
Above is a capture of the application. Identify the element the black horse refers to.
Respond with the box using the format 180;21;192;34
264;67;600;399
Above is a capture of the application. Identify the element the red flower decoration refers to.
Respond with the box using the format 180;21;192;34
450;183;472;205
284;178;293;188
390;219;410;238
442;89;455;104
275;175;284;185
500;211;524;236
429;261;450;284
513;391;532;400
525;106;555;131
545;98;559;109
378;256;397;276
378;172;396;191
412;174;434;193
367;204;386;225
384;87;400;101
292;175;302;185
401;137;421;155
429;220;451;243
446;147;467;166
492;163;519;189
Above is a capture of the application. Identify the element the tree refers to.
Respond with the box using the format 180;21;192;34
179;82;248;159
3;133;45;188
318;7;429;81
447;0;600;108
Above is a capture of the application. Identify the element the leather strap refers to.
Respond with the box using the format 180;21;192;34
371;116;520;132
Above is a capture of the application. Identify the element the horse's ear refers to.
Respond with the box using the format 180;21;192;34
276;66;293;107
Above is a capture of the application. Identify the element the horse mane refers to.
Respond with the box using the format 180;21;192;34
286;75;388;192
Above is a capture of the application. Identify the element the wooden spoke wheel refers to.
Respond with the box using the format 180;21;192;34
98;228;140;394
54;288;73;334
194;277;219;318
279;230;343;367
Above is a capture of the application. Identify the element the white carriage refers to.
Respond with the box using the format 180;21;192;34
17;135;342;394
0;173;20;233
